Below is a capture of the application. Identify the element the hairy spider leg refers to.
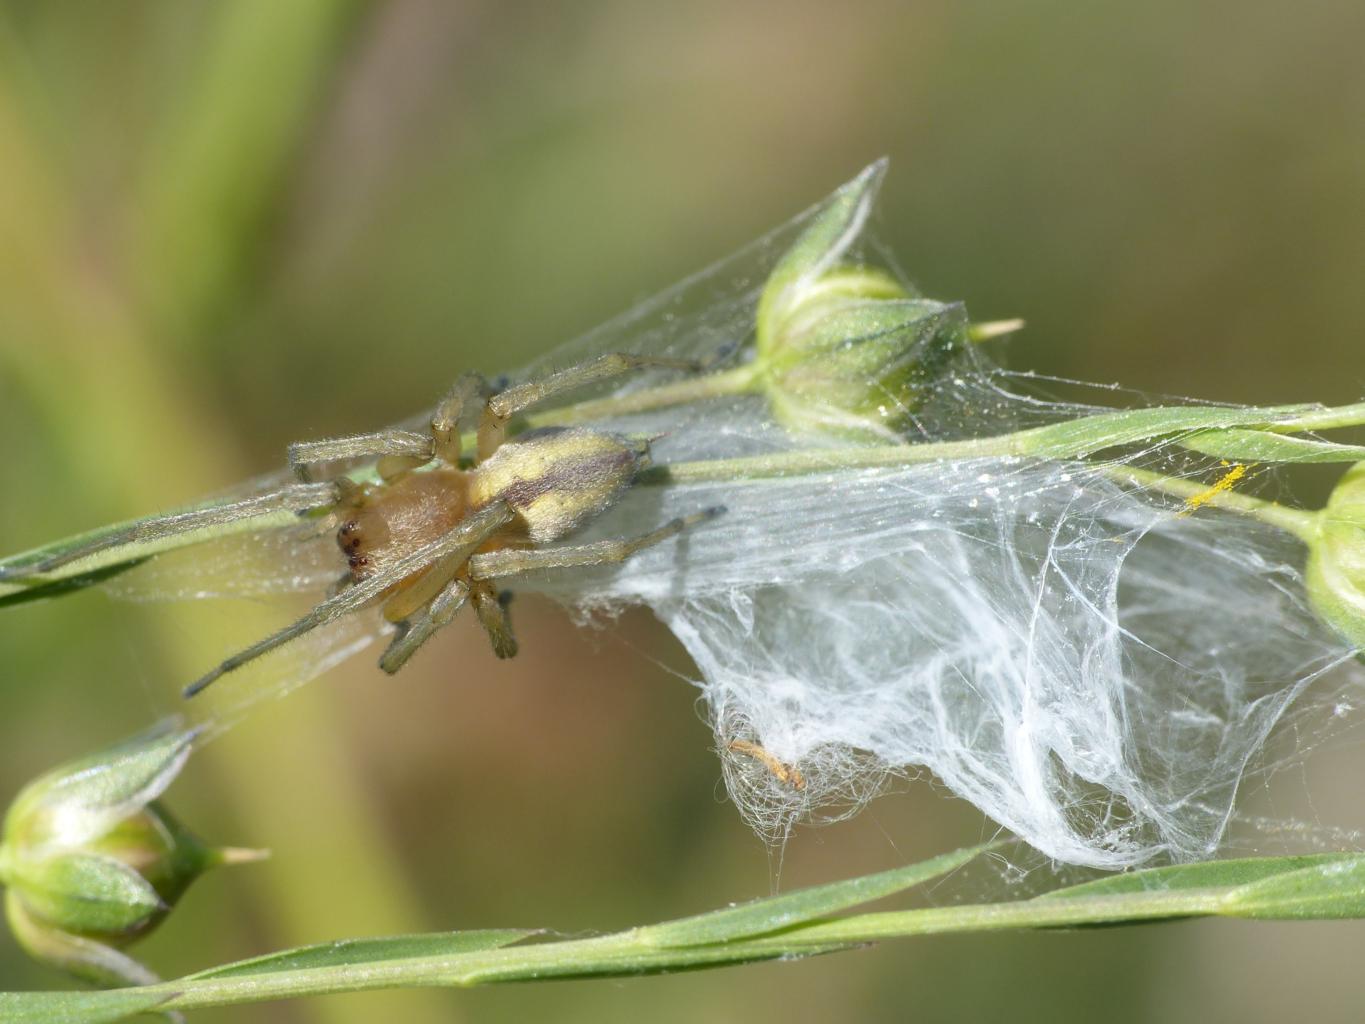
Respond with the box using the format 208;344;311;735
465;506;725;579
183;500;515;697
289;354;704;480
374;501;493;626
0;482;342;582
430;371;490;465
288;430;432;482
476;352;705;460
471;582;518;659
378;577;470;673
289;372;491;484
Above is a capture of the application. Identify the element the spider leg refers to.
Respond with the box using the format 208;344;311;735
183;500;514;697
378;577;470;674
477;352;705;459
288;430;433;482
290;372;491;483
471;582;518;659
466;506;723;579
430;372;490;464
0;482;341;582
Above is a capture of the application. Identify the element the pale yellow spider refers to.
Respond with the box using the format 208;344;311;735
2;354;721;696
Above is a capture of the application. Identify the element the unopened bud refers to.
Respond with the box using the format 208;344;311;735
757;264;969;440
754;161;985;441
0;727;264;985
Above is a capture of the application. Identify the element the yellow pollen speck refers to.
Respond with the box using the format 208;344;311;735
1181;463;1249;515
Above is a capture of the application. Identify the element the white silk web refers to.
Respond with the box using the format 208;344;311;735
107;162;1363;869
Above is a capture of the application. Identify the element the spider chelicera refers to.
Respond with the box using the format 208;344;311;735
2;354;721;696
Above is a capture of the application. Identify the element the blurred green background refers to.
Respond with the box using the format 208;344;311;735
1;2;1364;1021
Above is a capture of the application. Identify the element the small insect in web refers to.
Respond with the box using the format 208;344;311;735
1;354;724;696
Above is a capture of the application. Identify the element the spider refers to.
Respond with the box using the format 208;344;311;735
2;354;722;696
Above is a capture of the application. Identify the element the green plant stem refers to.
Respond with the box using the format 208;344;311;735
1104;465;1318;540
6;847;1363;1021
30;884;1287;1012
776;890;1220;945
1263;400;1365;434
5;397;1365;602
28;891;1188;1011
525;364;761;426
646;401;1358;484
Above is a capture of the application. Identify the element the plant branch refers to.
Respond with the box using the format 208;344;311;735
524;364;760;426
6;846;1364;1022
5;396;1365;603
646;400;1365;484
1104;465;1318;540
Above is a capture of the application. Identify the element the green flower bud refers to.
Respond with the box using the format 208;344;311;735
1306;462;1365;649
757;263;969;440
753;160;992;442
0;727;264;986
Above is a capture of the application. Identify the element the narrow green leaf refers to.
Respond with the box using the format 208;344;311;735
1223;856;1365;919
0;988;172;1024
1182;428;1365;464
1035;853;1356;900
463;936;855;985
0;501;302;602
0;561;147;609
13;848;1365;1017
190;929;538;980
1014;403;1320;459
636;841;992;948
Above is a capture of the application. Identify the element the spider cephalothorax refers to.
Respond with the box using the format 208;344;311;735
337;469;468;580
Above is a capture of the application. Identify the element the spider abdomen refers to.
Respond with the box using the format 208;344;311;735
469;427;646;543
